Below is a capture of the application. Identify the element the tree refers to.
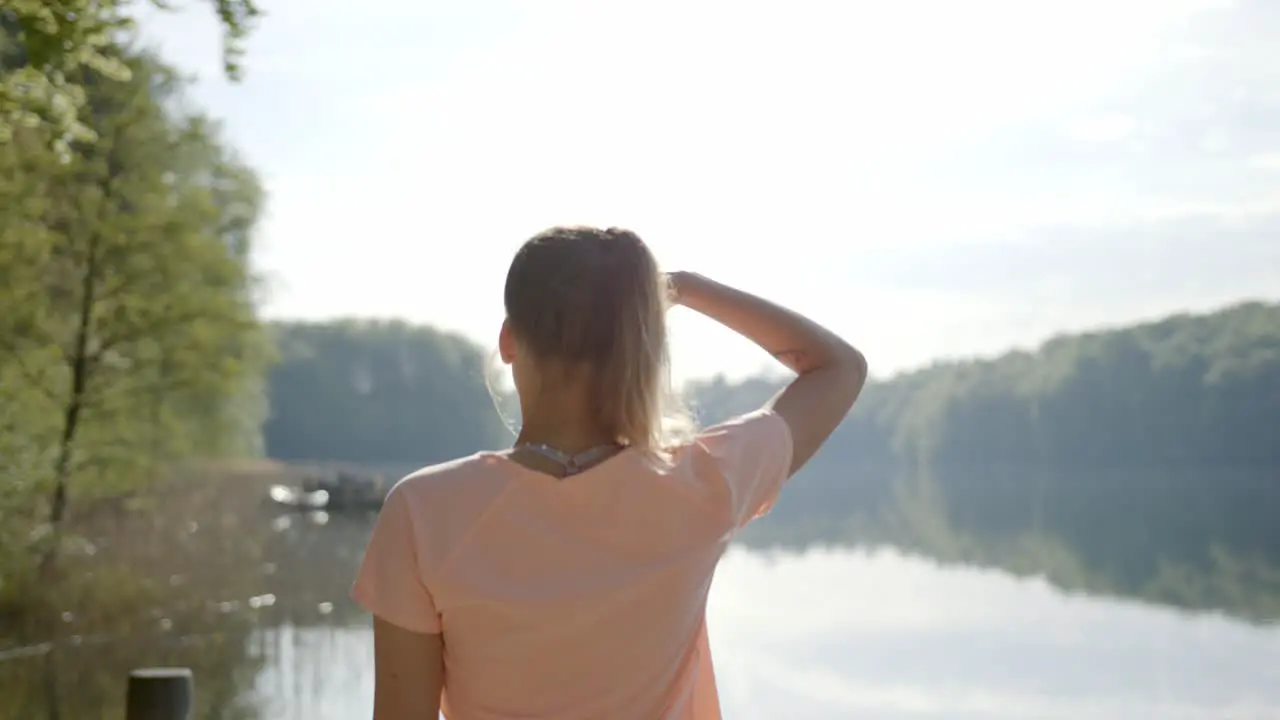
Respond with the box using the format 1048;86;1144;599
1;0;260;151
0;48;269;573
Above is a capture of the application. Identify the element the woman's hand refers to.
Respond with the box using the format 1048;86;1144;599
664;271;686;308
664;270;707;308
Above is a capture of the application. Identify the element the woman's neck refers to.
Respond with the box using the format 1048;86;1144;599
515;421;617;455
515;398;617;454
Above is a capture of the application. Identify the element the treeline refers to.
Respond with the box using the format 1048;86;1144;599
822;300;1280;472
262;301;1280;472
263;320;509;466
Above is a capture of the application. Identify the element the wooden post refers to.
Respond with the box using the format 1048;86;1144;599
126;667;194;720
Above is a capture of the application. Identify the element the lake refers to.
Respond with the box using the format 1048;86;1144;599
3;464;1279;719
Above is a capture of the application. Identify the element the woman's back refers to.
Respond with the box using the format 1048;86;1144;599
352;227;866;719
354;410;794;720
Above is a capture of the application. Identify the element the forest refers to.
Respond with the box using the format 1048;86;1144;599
262;301;1280;473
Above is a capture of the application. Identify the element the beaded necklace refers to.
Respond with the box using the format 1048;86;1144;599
512;442;622;476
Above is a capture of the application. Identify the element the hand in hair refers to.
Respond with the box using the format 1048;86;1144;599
663;272;683;308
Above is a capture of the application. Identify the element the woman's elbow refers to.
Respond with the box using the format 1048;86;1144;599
836;345;868;405
837;343;868;385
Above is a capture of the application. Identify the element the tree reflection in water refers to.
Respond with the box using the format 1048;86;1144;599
741;464;1280;625
0;464;372;720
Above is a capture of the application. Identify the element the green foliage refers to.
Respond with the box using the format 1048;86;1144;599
0;45;269;717
693;301;1280;477
0;48;269;550
880;302;1280;468
0;0;260;152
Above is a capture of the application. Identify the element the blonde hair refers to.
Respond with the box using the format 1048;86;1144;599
501;226;693;460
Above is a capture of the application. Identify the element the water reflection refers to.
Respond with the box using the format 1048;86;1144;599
710;547;1280;720
741;465;1280;624
0;466;368;719
2;464;1278;718
243;625;372;720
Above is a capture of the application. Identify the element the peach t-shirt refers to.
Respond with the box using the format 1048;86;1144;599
351;408;794;720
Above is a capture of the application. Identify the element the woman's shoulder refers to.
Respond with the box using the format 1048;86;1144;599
387;451;515;505
682;407;791;455
672;408;795;531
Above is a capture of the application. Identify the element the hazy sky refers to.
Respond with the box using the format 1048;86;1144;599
137;0;1279;382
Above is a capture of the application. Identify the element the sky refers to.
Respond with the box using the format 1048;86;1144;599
135;0;1280;382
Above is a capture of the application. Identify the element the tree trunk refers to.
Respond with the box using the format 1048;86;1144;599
37;229;99;579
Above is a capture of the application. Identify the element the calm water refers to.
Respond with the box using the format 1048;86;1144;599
4;465;1280;719
241;546;1280;720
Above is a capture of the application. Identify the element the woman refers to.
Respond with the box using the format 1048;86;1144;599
352;226;867;719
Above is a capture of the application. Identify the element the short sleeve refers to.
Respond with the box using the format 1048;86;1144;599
351;483;442;634
694;408;795;529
